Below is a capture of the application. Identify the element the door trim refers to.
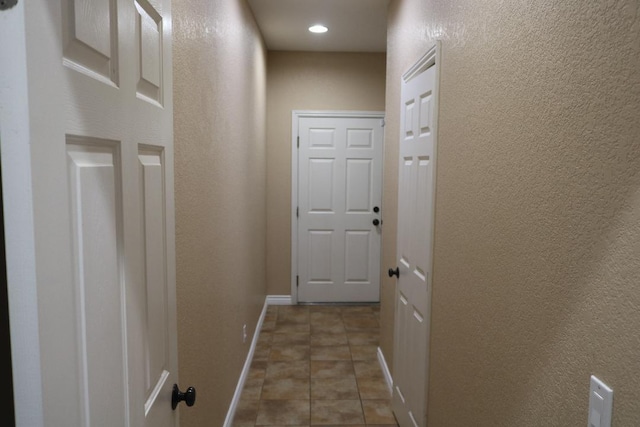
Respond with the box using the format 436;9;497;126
290;110;385;304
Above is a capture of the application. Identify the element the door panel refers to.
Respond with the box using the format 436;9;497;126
0;1;178;425
346;159;372;212
67;140;127;426
297;115;383;303
392;60;438;427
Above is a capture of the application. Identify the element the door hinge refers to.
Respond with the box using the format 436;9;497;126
296;275;299;287
380;119;386;127
297;136;300;148
296;206;299;218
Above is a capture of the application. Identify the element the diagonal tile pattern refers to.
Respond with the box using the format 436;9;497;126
232;304;399;427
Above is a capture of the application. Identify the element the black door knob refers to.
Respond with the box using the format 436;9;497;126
373;206;380;213
172;384;196;410
373;219;380;226
388;267;399;278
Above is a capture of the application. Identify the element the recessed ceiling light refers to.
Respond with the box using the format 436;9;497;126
308;24;328;34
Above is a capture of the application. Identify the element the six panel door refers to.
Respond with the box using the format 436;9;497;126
297;115;384;303
1;1;179;425
392;63;437;427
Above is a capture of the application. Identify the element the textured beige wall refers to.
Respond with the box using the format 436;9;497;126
172;0;267;425
266;52;386;295
381;0;640;425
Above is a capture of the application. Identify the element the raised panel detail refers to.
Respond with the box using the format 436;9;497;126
404;100;415;139
308;231;333;283
345;159;372;213
419;91;432;136
309;128;335;148
66;137;126;425
62;0;119;85
308;159;334;213
344;231;370;282
346;129;373;148
413;156;432;275
397;157;414;265
135;0;163;104
138;147;169;397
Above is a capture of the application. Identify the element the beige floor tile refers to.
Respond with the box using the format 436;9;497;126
341;306;376;314
258;331;273;344
269;344;310;361
361;400;397;425
261;377;310;400
349;344;378;361
275;322;311;334
255;400;310;426
241;378;264;400
272;332;310;345
356;377;391;400
310;333;348;346
311;322;346;334
309;305;342;313
233;398;259;426
278;309;310;325
311;399;364;425
248;360;268;380
310;361;355;378
342;314;379;331
310;311;343;324
353;360;384;379
278;306;310;316
346;331;379;346
265;360;310;379
238;304;391;427
253;345;271;362
310;345;352;361
261;320;276;332
311;377;359;400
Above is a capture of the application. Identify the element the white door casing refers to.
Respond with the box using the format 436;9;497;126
0;1;178;426
292;111;384;303
391;44;440;427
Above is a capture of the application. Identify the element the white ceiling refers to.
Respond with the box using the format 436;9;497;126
247;0;389;52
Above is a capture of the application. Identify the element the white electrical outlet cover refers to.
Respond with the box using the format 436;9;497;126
588;375;613;427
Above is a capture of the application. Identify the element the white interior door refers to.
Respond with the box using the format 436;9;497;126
391;48;439;427
0;1;179;426
296;113;384;303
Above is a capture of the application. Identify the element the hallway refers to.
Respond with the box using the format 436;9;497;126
232;304;398;426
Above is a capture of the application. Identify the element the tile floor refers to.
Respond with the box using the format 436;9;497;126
232;304;399;427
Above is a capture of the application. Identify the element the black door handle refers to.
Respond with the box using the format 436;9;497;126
388;267;399;278
172;384;196;410
373;219;380;226
373;206;380;213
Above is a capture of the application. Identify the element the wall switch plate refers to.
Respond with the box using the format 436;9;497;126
588;375;613;427
243;324;247;343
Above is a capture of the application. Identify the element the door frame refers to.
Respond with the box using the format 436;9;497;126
392;41;441;426
291;110;385;304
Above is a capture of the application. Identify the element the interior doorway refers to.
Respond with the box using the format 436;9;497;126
292;111;385;303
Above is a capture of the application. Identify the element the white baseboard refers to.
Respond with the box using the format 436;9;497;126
223;295;292;426
377;346;393;394
223;300;268;427
265;294;293;305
